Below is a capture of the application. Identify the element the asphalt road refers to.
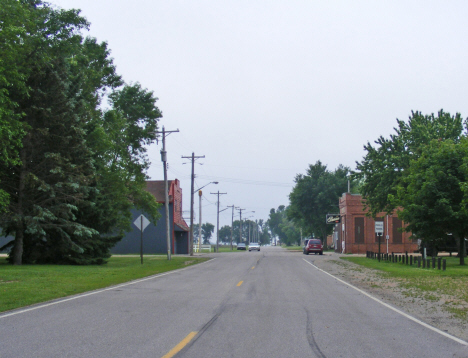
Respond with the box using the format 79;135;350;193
1;246;468;358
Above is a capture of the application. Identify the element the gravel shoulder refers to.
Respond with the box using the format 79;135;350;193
312;253;468;342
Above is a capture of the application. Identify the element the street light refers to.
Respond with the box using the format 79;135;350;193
194;181;218;193
239;210;254;243
244;214;255;244
194;182;218;253
216;207;229;252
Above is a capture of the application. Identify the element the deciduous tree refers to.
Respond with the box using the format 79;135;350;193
288;161;350;243
355;110;465;217
397;139;468;265
218;225;231;244
201;223;214;244
267;206;286;245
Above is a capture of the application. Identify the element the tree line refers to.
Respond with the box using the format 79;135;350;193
194;219;271;246
267;161;355;247
281;110;468;265
0;1;161;265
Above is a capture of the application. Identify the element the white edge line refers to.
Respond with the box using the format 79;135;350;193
303;258;468;346
0;258;215;319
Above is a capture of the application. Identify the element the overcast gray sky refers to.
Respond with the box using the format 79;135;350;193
52;0;468;235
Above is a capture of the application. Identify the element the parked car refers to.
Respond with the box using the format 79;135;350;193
303;239;323;255
248;242;260;251
237;243;246;250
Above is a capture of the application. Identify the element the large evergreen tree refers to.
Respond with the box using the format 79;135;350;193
0;1;98;264
0;1;161;264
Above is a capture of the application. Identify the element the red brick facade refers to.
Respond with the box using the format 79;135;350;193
169;180;188;231
336;193;418;254
145;179;189;254
146;179;188;230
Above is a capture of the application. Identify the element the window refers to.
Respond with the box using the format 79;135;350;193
393;217;402;244
355;217;364;244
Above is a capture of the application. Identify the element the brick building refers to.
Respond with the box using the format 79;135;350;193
334;193;418;254
111;179;190;255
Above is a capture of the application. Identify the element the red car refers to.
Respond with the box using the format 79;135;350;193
303;239;323;255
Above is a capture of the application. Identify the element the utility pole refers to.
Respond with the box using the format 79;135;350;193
195;182;217;253
182;152;205;256
227;205;235;251
237;208;245;243
155;127;179;260
255;219;259;242
198;190;202;253
211;191;227;252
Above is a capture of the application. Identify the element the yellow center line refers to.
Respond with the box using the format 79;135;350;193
251;266;255;269
162;331;198;358
237;281;243;287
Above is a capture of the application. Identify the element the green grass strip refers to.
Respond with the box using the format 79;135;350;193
282;245;302;250
342;256;468;278
0;256;208;313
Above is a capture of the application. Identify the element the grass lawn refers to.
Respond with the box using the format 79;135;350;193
210;245;261;252
193;245;264;252
282;245;302;250
343;256;468;319
192;245;242;253
282;245;334;253
217;246;248;252
0;255;208;313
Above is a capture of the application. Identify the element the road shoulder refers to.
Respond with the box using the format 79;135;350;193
309;253;468;342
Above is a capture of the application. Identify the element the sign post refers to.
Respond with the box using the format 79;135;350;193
133;214;150;264
375;221;384;262
326;214;341;252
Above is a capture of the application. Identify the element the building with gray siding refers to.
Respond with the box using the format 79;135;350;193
111;179;190;255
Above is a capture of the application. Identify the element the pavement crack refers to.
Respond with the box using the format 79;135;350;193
256;253;266;266
306;309;327;358
173;312;221;357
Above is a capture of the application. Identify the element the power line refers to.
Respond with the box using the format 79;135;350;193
195;174;293;187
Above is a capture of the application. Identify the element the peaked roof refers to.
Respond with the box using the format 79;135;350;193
146;180;172;202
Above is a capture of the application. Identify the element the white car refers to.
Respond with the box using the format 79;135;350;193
237;243;246;250
248;242;260;251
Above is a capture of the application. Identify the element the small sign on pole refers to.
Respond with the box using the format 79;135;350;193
375;221;383;262
134;215;150;232
133;214;150;264
375;221;384;234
